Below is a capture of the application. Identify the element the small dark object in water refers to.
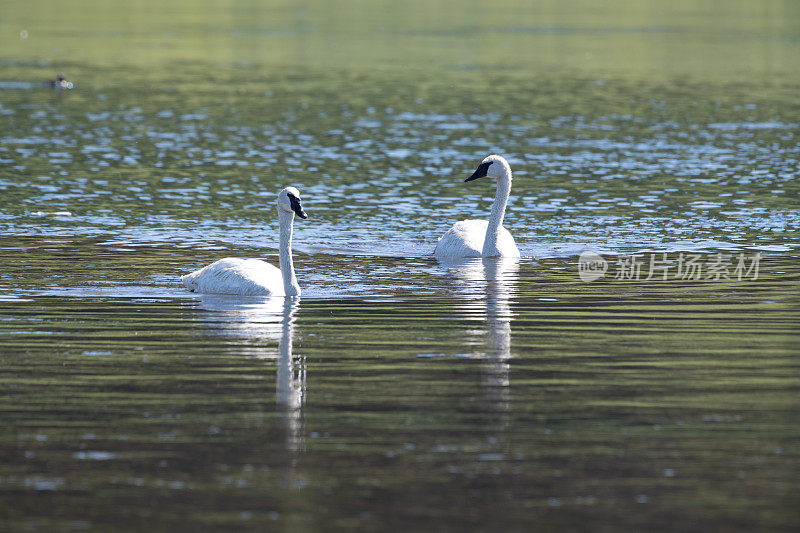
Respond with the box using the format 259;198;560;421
48;73;74;90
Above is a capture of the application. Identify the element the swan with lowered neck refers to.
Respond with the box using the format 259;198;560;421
181;187;308;296
434;155;520;258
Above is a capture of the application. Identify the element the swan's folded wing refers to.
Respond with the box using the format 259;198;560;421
181;258;283;296
434;220;487;258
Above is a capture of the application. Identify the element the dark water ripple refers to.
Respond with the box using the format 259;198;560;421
0;246;798;531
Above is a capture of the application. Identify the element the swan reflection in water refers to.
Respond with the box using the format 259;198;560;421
435;257;519;413
192;294;305;451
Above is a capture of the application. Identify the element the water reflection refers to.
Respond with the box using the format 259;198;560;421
274;298;304;453
436;258;519;412
192;295;305;451
482;258;518;411
195;294;291;339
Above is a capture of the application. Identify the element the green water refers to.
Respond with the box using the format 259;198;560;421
1;1;799;531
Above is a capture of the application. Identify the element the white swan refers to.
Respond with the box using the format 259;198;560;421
434;155;520;258
181;187;308;296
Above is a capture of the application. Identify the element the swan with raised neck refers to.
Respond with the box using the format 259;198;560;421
180;187;308;296
434;155;520;258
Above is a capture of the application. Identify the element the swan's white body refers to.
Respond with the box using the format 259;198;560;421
434;220;517;258
181;187;306;297
182;257;291;296
435;155;520;258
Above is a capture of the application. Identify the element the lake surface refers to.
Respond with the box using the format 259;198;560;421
1;1;799;531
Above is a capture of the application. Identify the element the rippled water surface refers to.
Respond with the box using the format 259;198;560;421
1;0;799;531
1;70;798;257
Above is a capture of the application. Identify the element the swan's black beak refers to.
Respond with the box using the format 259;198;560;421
288;194;308;219
465;161;492;182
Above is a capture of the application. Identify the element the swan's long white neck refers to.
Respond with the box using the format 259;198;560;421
482;164;512;257
278;209;301;296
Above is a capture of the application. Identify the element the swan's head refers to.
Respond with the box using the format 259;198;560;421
465;154;511;182
277;187;308;219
